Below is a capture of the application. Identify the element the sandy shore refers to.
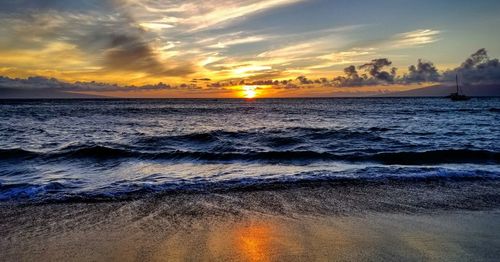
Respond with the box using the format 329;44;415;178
1;179;499;261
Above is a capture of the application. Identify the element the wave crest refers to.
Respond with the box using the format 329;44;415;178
1;146;498;165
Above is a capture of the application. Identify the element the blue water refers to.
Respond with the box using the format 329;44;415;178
0;98;499;202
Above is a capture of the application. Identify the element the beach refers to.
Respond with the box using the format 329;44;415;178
2;179;499;261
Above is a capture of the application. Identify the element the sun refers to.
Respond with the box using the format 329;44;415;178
242;86;257;99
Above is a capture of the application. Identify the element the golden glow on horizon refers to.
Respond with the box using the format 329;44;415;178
73;83;426;98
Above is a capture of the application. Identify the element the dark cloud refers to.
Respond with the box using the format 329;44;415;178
443;48;500;84
344;65;358;79
80;13;195;77
460;48;490;69
0;1;195;78
403;59;440;83
331;49;499;87
331;66;368;87
296;76;314;85
359;58;396;83
0;76;199;92
100;34;196;77
331;61;394;87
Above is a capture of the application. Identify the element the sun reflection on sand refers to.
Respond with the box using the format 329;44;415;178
121;212;498;262
236;224;273;262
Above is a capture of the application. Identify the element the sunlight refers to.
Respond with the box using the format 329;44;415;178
242;85;258;99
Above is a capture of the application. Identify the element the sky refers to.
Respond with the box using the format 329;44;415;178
1;0;500;98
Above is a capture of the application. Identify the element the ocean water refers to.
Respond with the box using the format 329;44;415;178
0;98;499;202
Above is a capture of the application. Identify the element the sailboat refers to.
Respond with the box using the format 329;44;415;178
449;75;470;101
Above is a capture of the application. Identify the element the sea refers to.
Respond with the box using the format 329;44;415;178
0;98;499;203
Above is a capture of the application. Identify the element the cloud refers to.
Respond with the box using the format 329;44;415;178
0;5;196;79
403;59;440;83
82;5;197;77
4;48;500;92
331;58;439;87
5;2;443;85
460;48;490;69
359;58;396;82
255;24;367;59
310;48;376;69
331;48;500;87
332;66;377;87
120;0;304;31
139;22;174;31
178;0;304;31
0;0;495;92
102;34;168;75
443;48;500;84
232;65;272;75
257;42;321;59
252;28;439;74
98;34;196;76
0;76;199;92
391;29;440;48
208;35;266;49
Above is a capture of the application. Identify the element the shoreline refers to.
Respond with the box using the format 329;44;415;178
1;179;499;261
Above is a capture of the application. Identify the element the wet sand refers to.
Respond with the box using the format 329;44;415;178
1;179;499;261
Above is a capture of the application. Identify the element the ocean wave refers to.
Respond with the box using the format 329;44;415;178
1;168;498;203
1;146;498;165
371;150;500;165
2;98;499;205
135;127;387;144
0;148;39;159
0;181;71;201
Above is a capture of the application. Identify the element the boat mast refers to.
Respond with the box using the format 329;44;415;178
456;74;459;94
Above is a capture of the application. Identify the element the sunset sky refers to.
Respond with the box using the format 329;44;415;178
1;0;499;97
